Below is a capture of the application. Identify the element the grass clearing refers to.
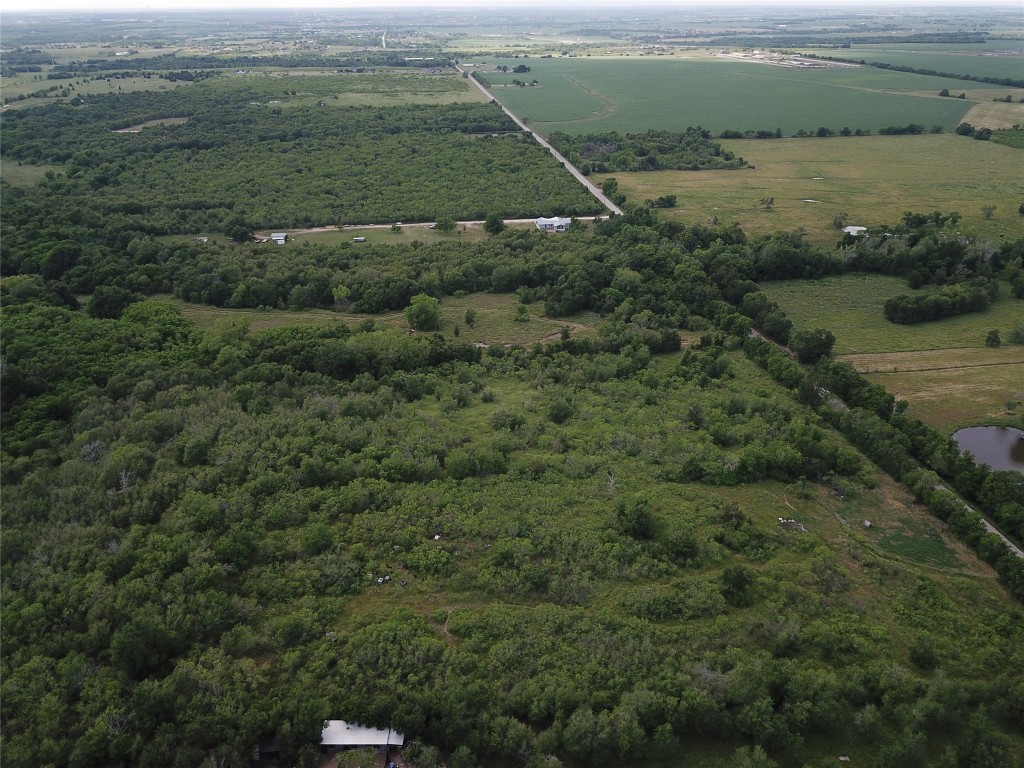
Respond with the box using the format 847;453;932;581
0;162;61;187
167;292;602;346
2;76;191;106
762;275;1024;354
605;134;1024;245
762;274;1024;430
271;223;495;247
962;99;1024;130
872;514;969;569
858;356;1024;430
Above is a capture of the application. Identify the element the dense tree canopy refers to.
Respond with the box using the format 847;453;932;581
3;52;1024;767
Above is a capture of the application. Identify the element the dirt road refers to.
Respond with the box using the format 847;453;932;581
455;64;624;216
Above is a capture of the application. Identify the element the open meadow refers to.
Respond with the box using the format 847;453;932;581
167;291;602;346
483;56;1005;136
762;274;1024;430
603;134;1024;245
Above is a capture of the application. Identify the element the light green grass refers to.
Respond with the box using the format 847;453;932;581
488;57;996;136
0;162;61;188
605;134;1024;245
762;274;1024;430
762;275;1024;354
167;292;601;346
1;76;190;105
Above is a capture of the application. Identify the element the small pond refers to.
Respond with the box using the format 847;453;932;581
952;426;1024;474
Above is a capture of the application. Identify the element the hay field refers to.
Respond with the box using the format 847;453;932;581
603;134;1024;245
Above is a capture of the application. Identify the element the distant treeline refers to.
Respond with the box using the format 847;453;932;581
701;32;988;48
49;49;453;74
717;123;939;139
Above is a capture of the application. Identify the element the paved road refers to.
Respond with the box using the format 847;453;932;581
455;64;624;216
261;216;609;239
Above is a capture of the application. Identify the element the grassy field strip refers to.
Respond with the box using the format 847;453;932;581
962;100;1024;130
167;293;601;345
839;346;1024;373
765;274;1024;430
859;362;1024;430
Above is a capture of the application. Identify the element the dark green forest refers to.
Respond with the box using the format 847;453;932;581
3;52;1024;768
0;79;601;239
549;129;747;175
5;208;1024;767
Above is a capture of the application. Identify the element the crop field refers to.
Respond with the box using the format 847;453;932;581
483;57;1000;136
823;45;1024;83
602;134;1024;245
761;275;1024;430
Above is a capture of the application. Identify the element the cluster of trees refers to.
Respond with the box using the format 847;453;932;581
956;122;994;141
718;126;940;140
883;279;997;324
6;269;1024;768
843;213;1024;319
550;128;746;174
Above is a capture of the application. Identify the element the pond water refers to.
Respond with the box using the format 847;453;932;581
952;426;1024;474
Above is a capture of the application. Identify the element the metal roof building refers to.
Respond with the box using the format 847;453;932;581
320;720;405;748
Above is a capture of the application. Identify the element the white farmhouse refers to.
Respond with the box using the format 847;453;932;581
536;216;571;232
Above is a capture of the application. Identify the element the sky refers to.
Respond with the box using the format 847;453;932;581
3;0;1022;11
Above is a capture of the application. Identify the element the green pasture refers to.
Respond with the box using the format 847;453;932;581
0;161;60;188
604;134;1024;246
167;291;602;346
761;274;1024;430
486;57;999;136
2;69;481;110
265;223;494;247
856;352;1024;431
762;276;1024;354
822;45;1024;84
